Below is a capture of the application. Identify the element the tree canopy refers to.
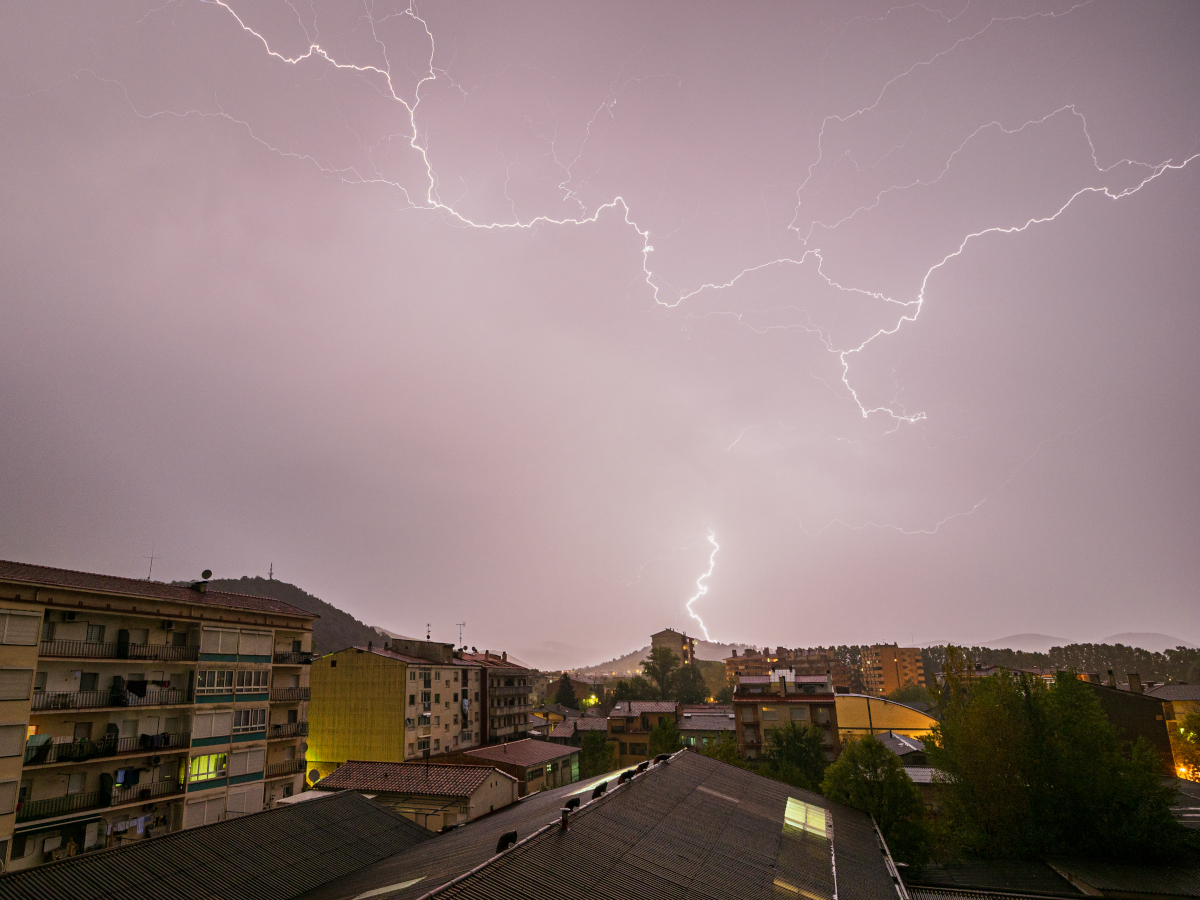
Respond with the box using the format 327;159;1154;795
673;662;709;703
553;673;578;710
761;721;829;792
1174;710;1200;781
579;729;618;778
649;716;684;756
612;675;660;702
641;647;682;700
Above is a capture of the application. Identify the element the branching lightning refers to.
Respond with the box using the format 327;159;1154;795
685;531;719;642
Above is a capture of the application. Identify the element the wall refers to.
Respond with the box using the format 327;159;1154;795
308;649;407;783
835;696;939;740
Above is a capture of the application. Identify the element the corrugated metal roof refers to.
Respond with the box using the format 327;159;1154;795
461;739;578;768
316;762;516;797
0;559;316;619
1049;859;1200;896
0;792;430;900
1147;684;1200;701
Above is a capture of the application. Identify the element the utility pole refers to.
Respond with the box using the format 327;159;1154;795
269;562;273;581
143;544;162;581
456;622;466;646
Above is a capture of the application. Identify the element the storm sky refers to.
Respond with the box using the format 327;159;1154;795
2;1;1198;666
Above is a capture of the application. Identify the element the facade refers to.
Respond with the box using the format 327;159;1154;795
651;629;696;665
732;671;840;761
312;760;519;830
1146;684;1200;778
861;644;925;696
725;647;853;691
547;717;608;747
443;738;579;796
606;700;679;767
834;694;939;741
0;560;314;873
307;643;482;784
1082;679;1174;776
678;703;735;750
459;651;533;744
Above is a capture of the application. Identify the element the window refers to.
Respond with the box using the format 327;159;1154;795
238;632;272;657
417;738;429;752
762;707;778;721
0;669;33;701
330;660;337;668
33;672;46;693
434;693;440;704
235;670;269;691
0;611;40;646
66;773;86;795
790;707;809;721
453;692;458;702
40;621;54;642
0;781;16;816
197;670;234;693
189;752;228;782
409;694;415;706
433;739;439;750
410;671;416;681
815;708;829;725
0;725;23;758
192;711;232;740
200;629;239;655
228;748;264;777
232;708;266;734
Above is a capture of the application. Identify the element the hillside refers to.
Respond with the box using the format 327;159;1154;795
202;576;380;655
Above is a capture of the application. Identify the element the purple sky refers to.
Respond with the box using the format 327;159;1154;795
2;1;1198;667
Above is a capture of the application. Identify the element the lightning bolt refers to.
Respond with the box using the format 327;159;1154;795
685;531;719;642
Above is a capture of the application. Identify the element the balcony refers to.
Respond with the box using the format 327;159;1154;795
264;759;306;779
38;640;199;661
24;732;191;766
273;651;313;665
267;722;308;740
269;687;310;702
16;790;104;823
490;685;530;697
32;688;192;712
110;779;185;806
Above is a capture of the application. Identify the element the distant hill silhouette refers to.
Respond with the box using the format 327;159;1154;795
201;576;380;655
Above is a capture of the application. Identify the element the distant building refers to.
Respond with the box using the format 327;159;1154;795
459;651;533;744
732;670;840;761
835;694;939;741
861;644;925;696
651;628;696;665
311;760;519;830
441;738;579;796
308;643;482;784
1082;673;1175;776
0;560;314;873
1147;683;1200;778
725;647;853;691
678;703;736;750
547;717;608;747
607;701;679;767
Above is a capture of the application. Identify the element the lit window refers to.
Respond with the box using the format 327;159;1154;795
189;752;228;782
784;797;828;839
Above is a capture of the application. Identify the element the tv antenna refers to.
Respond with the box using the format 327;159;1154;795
143;543;163;581
426;623;431;640
456;622;466;645
269;562;274;581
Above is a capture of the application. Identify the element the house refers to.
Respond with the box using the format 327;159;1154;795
1081;675;1175;775
678;703;735;751
547;717;608;747
606;700;678;767
310;760;518;830
0;559;314;872
733;671;839;761
1147;683;1200;778
440;738;579;796
834;693;939;741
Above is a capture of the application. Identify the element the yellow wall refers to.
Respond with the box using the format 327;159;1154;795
308;649;407;784
836;695;938;740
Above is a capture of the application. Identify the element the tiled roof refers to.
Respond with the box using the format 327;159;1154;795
0;791;427;900
1147;684;1200;701
877;731;927;756
0;559;317;620
458;652;527;670
549;718;608;739
462;739;578;768
608;701;678;715
679;712;735;732
739;675;772;684
316;761;515;797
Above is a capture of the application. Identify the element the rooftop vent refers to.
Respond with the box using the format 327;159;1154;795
496;831;518;853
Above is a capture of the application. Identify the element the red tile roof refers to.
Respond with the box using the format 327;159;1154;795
316;761;514;797
462;739;578;768
458;652;528;670
0;559;316;619
549;718;609;739
609;701;678;716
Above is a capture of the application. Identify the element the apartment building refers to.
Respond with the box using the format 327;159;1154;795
459;651;532;744
0;560;314;872
607;701;678;767
732;670;840;761
725;647;853;690
651;628;696;665
307;641;482;784
861;644;925;696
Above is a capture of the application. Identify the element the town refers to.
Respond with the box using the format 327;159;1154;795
0;560;1196;899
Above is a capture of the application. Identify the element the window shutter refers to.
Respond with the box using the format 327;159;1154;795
0;670;33;701
0;781;19;816
200;629;221;653
219;631;238;654
0;725;23;758
183;800;207;829
246;748;264;773
228;750;248;778
205;797;225;824
212;712;232;737
1;612;41;646
193;713;213;740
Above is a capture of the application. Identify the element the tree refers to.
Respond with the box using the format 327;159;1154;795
673;663;709;703
553;673;578;710
1171;710;1200;781
642;647;682;700
714;677;736;704
886;681;934;708
822;735;928;864
613;675;660;702
762;721;829;792
649;716;683;756
700;732;748;767
579;729;618;778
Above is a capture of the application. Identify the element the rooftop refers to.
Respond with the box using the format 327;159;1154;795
876;731;927;757
315;761;516;798
0;791;428;900
0;559;317;620
458;651;528;670
461;739;578;768
549;718;608;739
1147;684;1200;701
609;701;678;715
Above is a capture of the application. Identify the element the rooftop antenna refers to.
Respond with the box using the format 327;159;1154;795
456;622;466;645
426;623;431;640
143;543;162;581
269;562;274;581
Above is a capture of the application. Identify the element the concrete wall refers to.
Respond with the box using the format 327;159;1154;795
308;649;407;782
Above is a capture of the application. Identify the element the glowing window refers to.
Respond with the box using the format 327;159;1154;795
784;797;828;839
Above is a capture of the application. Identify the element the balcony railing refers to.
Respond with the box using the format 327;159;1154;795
264;759;306;779
32;688;192;712
17;791;104;823
267;722;308;740
490;685;530;696
38;640;198;661
269;687;310;702
273;651;313;665
24;732;191;766
110;779;184;807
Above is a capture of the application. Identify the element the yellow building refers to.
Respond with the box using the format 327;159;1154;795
835;694;939;741
861;644;925;696
307;644;482;785
1147;684;1200;779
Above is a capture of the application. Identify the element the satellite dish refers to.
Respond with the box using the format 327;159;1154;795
201;569;212;580
309;769;320;784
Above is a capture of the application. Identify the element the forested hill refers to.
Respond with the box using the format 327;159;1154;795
921;643;1200;684
201;577;380;655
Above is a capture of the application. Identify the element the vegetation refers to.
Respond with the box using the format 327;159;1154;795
761;721;829;792
713;677;735;704
649;716;684;756
579;729;618;778
673;663;709;703
922;642;1200;685
612;675;660;702
886;681;935;708
641;647;682;700
822;735;928;864
553;673;578;710
699;732;748;768
1170;710;1200;782
927;646;1193;862
695;659;728;699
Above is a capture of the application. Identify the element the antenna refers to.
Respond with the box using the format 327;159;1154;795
269;562;274;581
456;622;466;645
426;623;431;640
143;543;162;581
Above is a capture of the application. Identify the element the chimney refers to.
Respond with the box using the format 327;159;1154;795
1128;673;1143;694
502;651;507;662
368;641;373;651
1107;669;1116;688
